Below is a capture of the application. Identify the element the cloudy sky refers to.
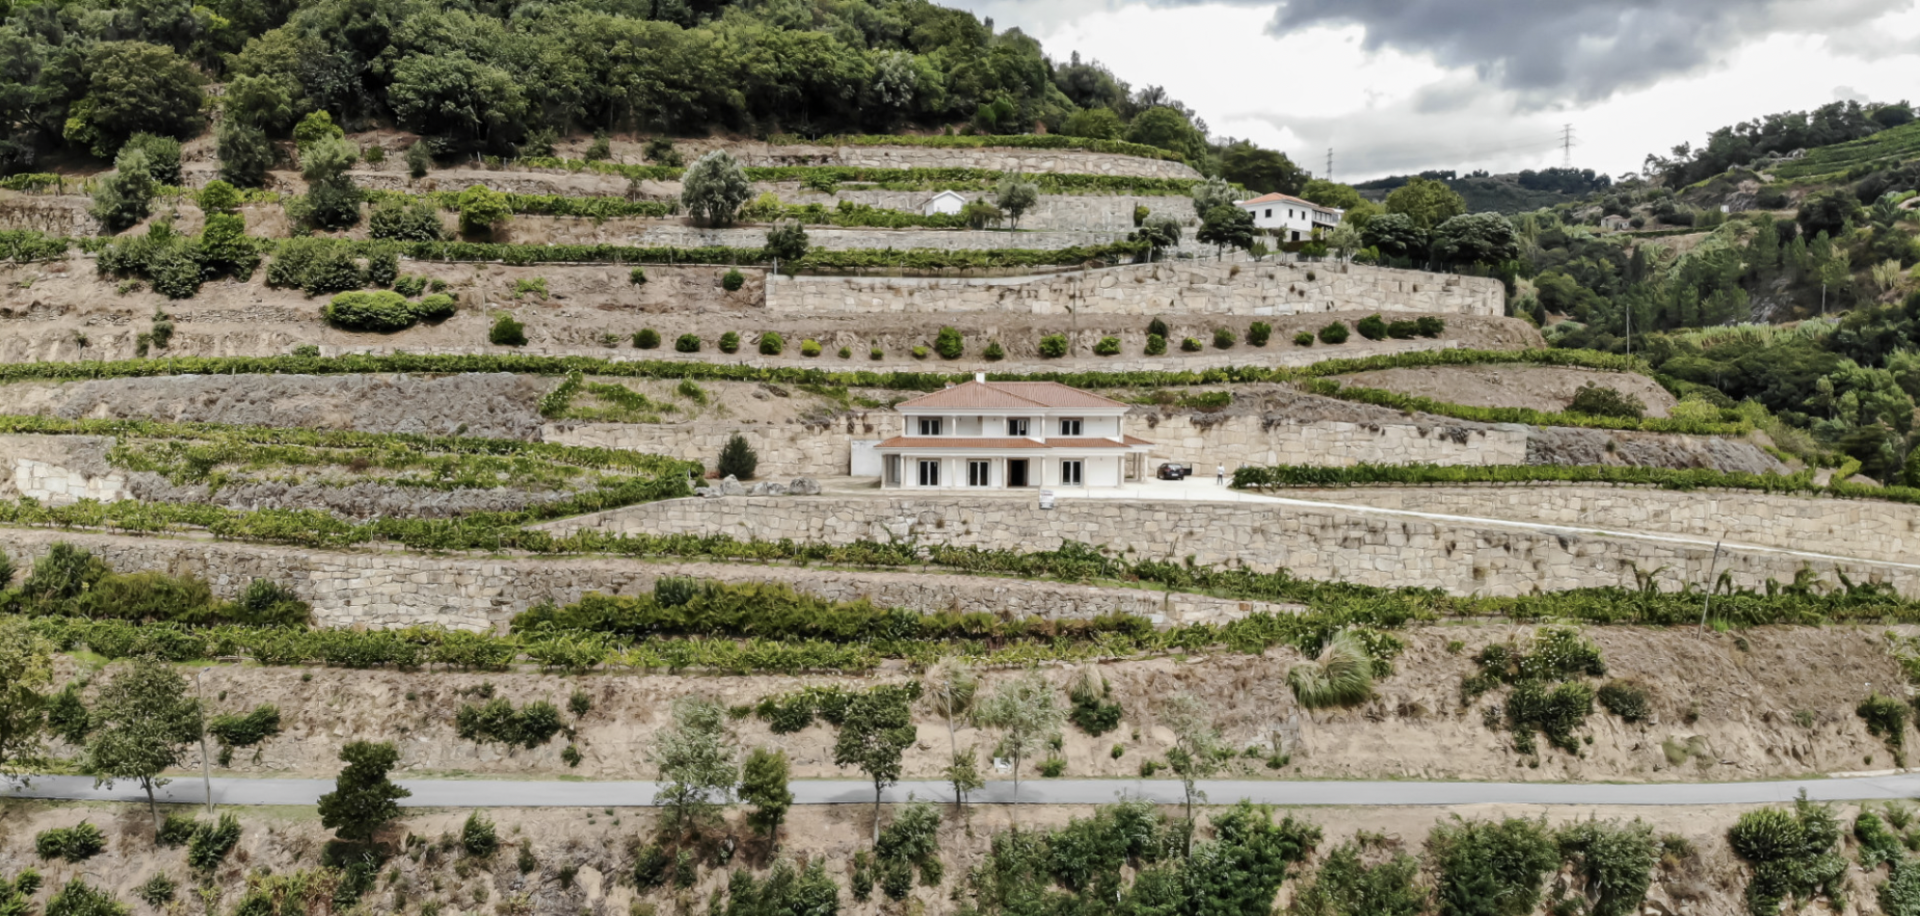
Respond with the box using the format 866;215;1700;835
946;0;1920;182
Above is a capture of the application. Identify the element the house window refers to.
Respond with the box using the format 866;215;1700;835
967;460;990;487
1007;418;1029;436
917;460;941;487
1264;208;1272;218
1060;460;1083;485
918;418;942;436
1059;418;1083;436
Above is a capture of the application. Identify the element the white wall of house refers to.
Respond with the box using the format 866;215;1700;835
924;191;966;216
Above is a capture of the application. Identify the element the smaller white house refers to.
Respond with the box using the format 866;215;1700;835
1237;192;1342;242
876;376;1154;489
923;190;967;217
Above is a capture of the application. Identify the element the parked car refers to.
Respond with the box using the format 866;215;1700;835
1156;462;1192;480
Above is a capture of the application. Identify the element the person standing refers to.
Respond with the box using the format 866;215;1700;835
1216;463;1226;485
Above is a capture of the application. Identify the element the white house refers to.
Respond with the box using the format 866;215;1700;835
876;376;1154;489
922;190;967;217
1237;192;1342;242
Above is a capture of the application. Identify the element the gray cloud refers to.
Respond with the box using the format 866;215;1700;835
1267;0;1910;107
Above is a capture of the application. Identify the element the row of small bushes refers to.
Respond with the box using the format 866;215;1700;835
519;159;1205;196
1301;378;1751;436
323;290;456;332
361;188;674;220
1231;461;1848;497
792;133;1189;162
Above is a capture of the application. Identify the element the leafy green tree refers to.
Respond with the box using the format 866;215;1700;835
196;181;242;215
1383;176;1466;231
0;618;53;779
1361;212;1428;261
739;747;793;842
1219;141;1306;195
387;54;528;154
975;670;1062;796
1428;816;1560;916
406;142;432;179
291;110;344;146
1289;841;1426;916
1125;106;1206;161
90;149;156;234
223;73;298;135
1797;190;1862;240
681;150;752;227
994;175;1039;229
63;42;205;159
1431;212;1519;267
1197;205;1256;258
316;740;411;845
1191;176;1238;216
299;136;359;230
455;185;510;238
764;220;809;262
83;656;199;833
216;120;275;188
1060;107;1124;140
120;134;182;186
1137;213;1182;255
1301;180;1366;211
832;688;917;843
649;696;737;836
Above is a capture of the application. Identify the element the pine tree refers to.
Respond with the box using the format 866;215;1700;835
717;433;757;481
740;747;793;842
316;741;411;845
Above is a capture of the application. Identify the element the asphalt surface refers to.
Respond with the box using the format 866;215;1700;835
11;773;1920;808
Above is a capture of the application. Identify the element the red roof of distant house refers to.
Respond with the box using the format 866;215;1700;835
897;380;1128;411
875;436;1150;449
1238;192;1339;211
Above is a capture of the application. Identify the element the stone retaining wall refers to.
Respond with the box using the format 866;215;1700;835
767;260;1506;318
0;529;1279;631
0;435;123;505
616;224;1137;253
1277;483;1920;567
545;414;1531;479
662;140;1202;179
538;494;1920;597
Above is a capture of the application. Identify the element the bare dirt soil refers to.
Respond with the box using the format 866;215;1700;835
52;625;1904;788
1335;365;1680;417
0;796;1787;916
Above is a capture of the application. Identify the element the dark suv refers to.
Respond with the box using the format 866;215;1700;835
1156;462;1192;480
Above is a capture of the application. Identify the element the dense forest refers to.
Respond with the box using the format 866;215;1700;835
0;0;1310;191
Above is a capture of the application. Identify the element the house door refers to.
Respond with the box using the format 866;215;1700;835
1007;459;1029;487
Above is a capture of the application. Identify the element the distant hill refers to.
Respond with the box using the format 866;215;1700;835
1352;168;1612;214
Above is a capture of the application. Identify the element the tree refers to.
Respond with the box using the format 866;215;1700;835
223;73;298;135
1361;212;1428;261
925;658;980;808
0;618;53;779
1301;179;1366;211
1136;213;1182;255
298;136;359;230
1219;141;1306;196
90;149;155;234
406;142;432;179
1158;691;1223;838
455;185;510;238
1125;106;1206;162
1191;176;1238;216
1431;212;1519;267
1060;107;1124;140
316;740;411;845
832;689;917;843
717;433;757;481
1798;190;1862;240
764;220;809;262
994;175;1039;229
739;747;793;842
387;54;528;154
197;181;242;216
292;111;344;146
120;134;181;186
216;120;275;189
1197;205;1256;258
369;198;444;242
681;150;752;227
960;199;1004;229
974;670;1063;796
649;696;737;835
84;656;199;833
63;42;205;159
1383;176;1466;231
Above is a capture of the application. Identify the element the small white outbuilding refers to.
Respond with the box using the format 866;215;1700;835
923;190;967;216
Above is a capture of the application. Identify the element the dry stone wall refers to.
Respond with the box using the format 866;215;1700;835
0;529;1278;630
0;435;125;504
614;224;1137;253
661;139;1202;179
541;494;1920;597
1276;483;1920;566
768;260;1506;318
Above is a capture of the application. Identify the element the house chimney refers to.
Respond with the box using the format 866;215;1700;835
975;372;986;383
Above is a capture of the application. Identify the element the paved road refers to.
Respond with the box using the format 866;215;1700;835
11;773;1920;808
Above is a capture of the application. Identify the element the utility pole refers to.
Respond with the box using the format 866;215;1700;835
1561;125;1574;168
1325;148;1333;183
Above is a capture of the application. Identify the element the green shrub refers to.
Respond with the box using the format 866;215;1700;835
1212;327;1235;349
1147;317;1169;338
722;269;745;292
629;266;648;285
391;275;428;297
1180;337;1201;352
1859;693;1909;766
1067;672;1123;736
1417;316;1445;337
870;346;885;360
1356;314;1388;341
134;874;175;908
461;812;498;857
35;823;105;862
323;291;425;333
1288;631;1374;708
935;327;964;360
633;329;661;350
1092;336;1121;356
368;198;442;242
291;345;320;357
719;331;740;353
47;683;89;744
156;813;197;847
46;878;123;916
1597;681;1650;722
838;346;851;359
1558;819;1658;916
455;698;565;748
406;142;431;178
1038;757;1066;777
1145;333;1166;355
911;345;929;359
187;813;241;872
800;339;821;357
675;334;700;353
207;705;282;756
1247;322;1272;346
759;332;784;356
1729;796;1847;916
1318;322;1349;344
1291;842;1425;916
414;294;455;323
488;313;527;347
1567;384;1646;419
1294;331;1315;347
1039;334;1068;358
1429;817;1559;916
717;433;757;480
1387;319;1420;339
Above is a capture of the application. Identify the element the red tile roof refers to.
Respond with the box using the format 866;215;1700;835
876;436;1152;450
896;380;1128;410
1238;191;1340;211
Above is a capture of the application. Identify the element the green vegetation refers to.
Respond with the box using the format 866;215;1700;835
35;823;105;862
1462;627;1607;756
455;698;565;748
323;291;455;333
1286;630;1376;709
1728;793;1847;916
